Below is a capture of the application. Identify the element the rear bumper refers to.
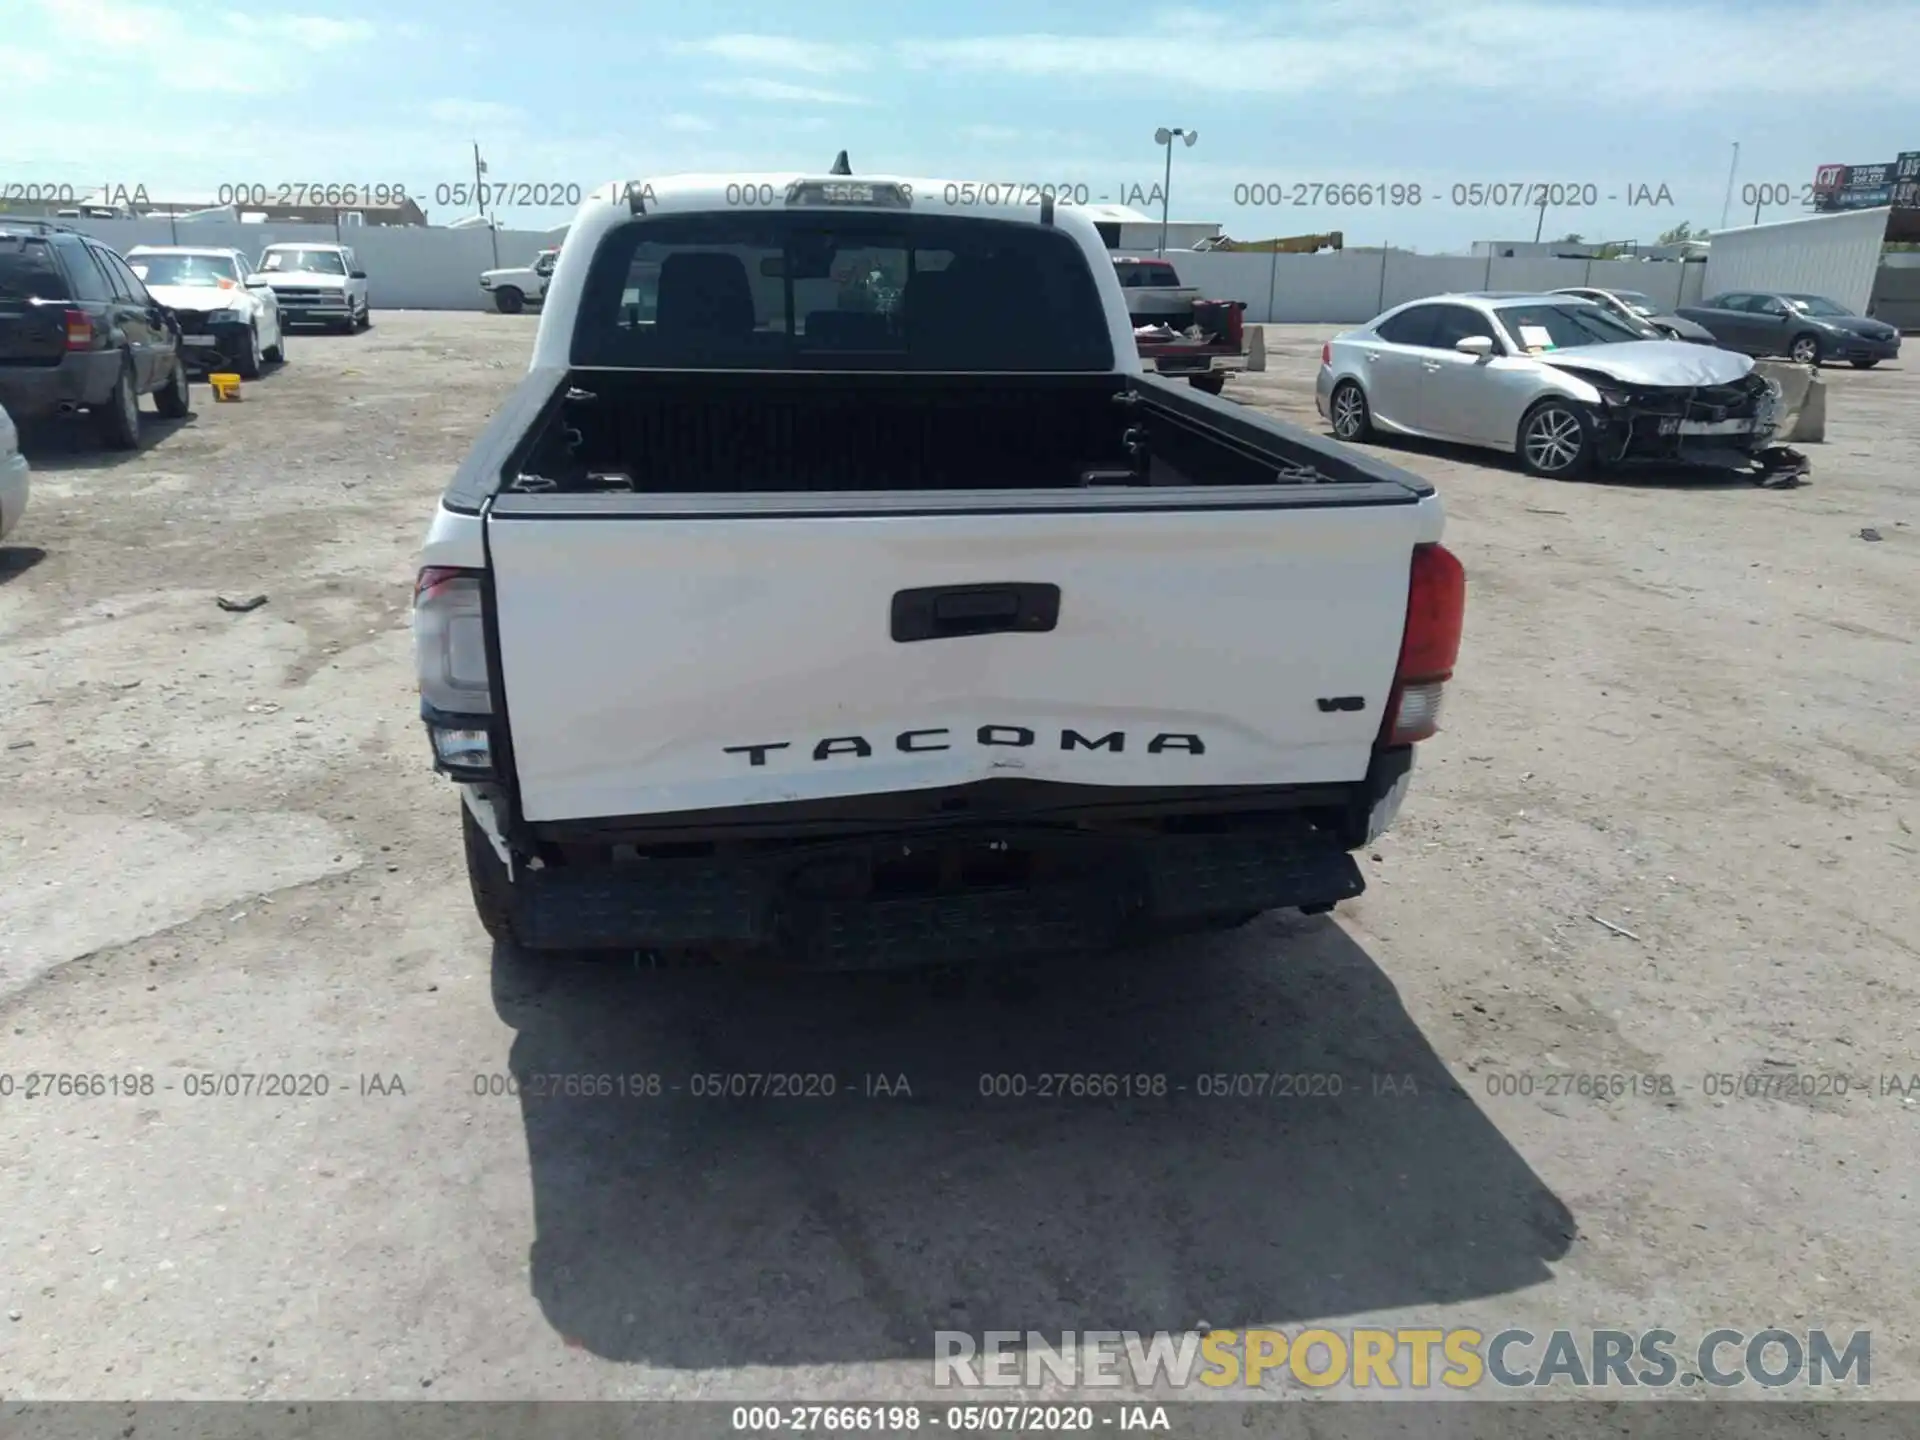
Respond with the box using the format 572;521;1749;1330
1145;350;1250;376
0;351;122;419
464;749;1414;964
503;819;1367;965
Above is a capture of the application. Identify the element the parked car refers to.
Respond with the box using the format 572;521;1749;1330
480;248;558;313
126;245;285;378
0;220;191;449
1548;286;1717;344
1316;292;1784;479
255;243;370;332
1673;291;1901;368
413;171;1465;968
0;400;28;542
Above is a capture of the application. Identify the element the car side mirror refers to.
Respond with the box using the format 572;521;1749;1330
244;274;270;287
1454;335;1495;357
350;270;368;280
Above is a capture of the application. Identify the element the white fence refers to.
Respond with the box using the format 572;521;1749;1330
1128;248;1710;324
54;217;562;313
52;215;1708;321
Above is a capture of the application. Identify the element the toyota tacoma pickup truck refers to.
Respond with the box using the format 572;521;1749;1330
413;167;1465;969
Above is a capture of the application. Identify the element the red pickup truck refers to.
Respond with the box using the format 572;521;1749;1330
1116;256;1266;395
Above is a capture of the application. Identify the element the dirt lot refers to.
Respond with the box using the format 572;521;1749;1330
2;314;1915;1403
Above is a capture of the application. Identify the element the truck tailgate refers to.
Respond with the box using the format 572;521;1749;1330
486;497;1431;823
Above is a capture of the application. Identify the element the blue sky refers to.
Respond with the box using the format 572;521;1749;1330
4;0;1916;250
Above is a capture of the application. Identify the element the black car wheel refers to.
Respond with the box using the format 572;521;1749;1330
1789;334;1821;365
93;356;140;449
263;320;286;364
236;324;263;379
1328;380;1373;441
463;805;523;948
1188;372;1226;395
494;286;525;315
1518;398;1593;479
153;357;191;419
1849;358;1880;369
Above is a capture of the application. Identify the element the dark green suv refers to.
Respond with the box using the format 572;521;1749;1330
0;221;191;448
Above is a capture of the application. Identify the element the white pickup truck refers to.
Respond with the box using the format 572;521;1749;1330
480;247;559;314
412;168;1466;968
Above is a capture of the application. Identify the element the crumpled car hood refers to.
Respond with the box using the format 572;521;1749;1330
1538;340;1752;386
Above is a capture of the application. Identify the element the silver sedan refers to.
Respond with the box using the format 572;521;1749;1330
1314;293;1782;478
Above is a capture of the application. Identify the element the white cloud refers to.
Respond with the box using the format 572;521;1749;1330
27;0;373;94
673;34;866;74
423;99;526;127
227;13;375;46
701;78;872;106
665;113;717;133
892;1;1920;100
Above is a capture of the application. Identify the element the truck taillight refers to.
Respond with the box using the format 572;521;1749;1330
1320;342;1331;366
413;565;495;775
1380;542;1466;747
64;310;93;350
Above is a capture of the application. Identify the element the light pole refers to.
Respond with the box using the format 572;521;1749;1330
1154;126;1197;256
1719;140;1740;231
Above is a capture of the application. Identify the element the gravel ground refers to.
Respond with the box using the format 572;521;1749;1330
1;314;1914;1404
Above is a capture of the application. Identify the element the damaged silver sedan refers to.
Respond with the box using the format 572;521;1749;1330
1316;292;1802;481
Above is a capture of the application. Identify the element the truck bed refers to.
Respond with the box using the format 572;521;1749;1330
460;368;1422;505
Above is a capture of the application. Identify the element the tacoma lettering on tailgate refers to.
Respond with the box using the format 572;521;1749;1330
724;726;1208;767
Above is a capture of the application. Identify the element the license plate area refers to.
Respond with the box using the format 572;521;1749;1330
1660;416;1756;436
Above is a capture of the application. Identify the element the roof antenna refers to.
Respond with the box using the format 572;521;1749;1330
829;150;851;176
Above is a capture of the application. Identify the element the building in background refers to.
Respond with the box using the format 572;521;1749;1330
1081;204;1222;252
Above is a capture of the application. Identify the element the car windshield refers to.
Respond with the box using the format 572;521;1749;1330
261;248;346;275
129;253;238;287
1785;294;1851;317
1496;302;1646;350
1612;291;1658;314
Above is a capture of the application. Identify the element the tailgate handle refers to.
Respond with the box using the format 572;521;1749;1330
891;584;1060;643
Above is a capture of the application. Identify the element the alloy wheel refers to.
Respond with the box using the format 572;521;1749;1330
1524;407;1583;473
1331;386;1365;438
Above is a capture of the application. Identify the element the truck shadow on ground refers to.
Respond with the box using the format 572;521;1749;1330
491;912;1575;1369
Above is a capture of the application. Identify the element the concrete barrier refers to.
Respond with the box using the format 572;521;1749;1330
1754;360;1826;444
